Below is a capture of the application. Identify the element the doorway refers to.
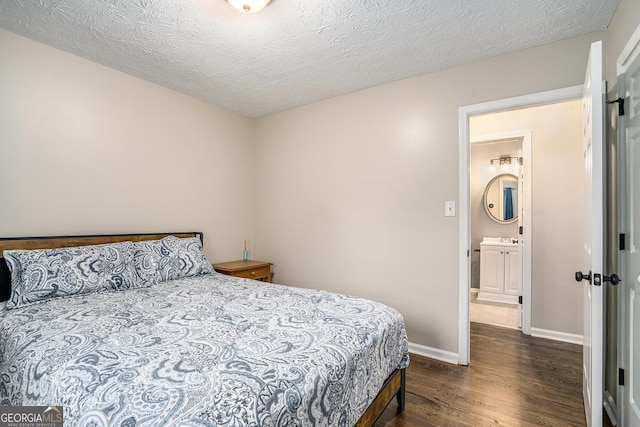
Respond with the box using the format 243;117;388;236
469;134;526;330
458;86;585;365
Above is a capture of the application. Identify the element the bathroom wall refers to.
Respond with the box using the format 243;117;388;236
470;140;522;288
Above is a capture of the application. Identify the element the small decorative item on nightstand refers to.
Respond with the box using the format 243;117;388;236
213;260;272;283
243;240;248;261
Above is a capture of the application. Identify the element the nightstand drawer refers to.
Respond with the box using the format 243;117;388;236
212;260;273;283
231;265;271;281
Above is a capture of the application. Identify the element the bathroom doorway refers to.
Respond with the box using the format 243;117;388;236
458;86;586;365
469;134;526;330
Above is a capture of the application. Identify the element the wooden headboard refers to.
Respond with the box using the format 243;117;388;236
0;232;203;302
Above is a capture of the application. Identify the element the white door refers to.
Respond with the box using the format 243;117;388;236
577;40;604;427
618;25;640;427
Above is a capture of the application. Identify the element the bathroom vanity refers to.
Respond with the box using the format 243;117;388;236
479;237;519;304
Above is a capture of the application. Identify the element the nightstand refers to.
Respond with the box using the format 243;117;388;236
212;260;272;283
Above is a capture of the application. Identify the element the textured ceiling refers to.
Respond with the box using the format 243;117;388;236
0;0;619;118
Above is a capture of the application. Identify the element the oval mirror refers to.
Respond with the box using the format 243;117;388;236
483;173;518;224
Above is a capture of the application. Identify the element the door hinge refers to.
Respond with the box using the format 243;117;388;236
518;295;523;304
620;233;626;251
467;249;470;257
519;226;523;235
607;97;625;116
619;368;625;386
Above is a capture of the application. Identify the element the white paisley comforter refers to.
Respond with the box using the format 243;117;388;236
0;273;409;427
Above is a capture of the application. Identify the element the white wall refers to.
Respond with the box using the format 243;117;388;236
0;29;254;262
253;32;603;352
471;100;584;335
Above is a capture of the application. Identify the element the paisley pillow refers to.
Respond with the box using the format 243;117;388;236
4;241;142;310
132;236;214;284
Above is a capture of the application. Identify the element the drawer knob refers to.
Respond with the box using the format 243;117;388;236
251;271;256;275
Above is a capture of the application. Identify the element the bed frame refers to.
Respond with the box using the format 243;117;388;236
0;232;405;426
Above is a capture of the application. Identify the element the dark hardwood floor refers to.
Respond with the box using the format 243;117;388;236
374;322;614;427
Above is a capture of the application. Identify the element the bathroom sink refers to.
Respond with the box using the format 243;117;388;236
481;236;518;246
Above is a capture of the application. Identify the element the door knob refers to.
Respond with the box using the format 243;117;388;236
575;271;592;283
603;274;621;286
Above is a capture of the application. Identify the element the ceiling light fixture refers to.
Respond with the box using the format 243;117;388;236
226;0;271;13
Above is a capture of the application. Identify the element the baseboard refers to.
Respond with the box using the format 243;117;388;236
408;342;459;365
477;291;518;305
530;327;583;345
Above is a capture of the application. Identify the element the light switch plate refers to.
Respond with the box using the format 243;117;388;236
445;201;456;217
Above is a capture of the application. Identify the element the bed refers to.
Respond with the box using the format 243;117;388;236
0;232;409;426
